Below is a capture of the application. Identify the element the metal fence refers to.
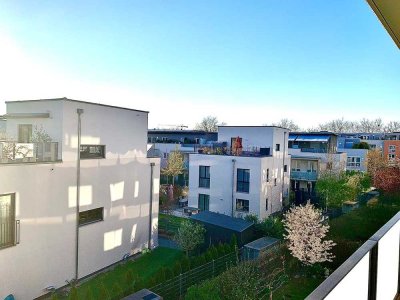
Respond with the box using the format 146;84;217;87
150;251;238;299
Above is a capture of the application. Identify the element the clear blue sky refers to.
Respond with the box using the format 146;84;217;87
0;0;399;129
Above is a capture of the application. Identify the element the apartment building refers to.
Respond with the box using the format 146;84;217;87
0;98;160;299
288;132;347;204
147;130;217;185
188;126;290;220
384;140;400;163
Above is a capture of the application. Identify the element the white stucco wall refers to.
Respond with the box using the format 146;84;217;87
0;99;160;300
188;153;290;220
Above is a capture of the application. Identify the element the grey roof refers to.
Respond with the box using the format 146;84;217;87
244;237;280;251
190;211;253;232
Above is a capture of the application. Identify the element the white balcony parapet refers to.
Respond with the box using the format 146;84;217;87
0;141;60;164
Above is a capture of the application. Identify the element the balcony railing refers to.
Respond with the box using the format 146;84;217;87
0;142;60;164
306;211;400;300
290;170;318;181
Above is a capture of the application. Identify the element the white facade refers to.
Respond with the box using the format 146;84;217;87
0;99;160;300
188;126;290;220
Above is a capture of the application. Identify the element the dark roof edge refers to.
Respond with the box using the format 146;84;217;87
5;97;149;114
218;125;290;130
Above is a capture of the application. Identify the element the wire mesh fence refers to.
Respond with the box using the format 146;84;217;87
150;250;239;299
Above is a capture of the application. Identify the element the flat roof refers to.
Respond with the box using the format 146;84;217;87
190;211;253;232
5;97;149;114
244;236;280;251
148;129;216;135
218;125;290;130
289;131;337;136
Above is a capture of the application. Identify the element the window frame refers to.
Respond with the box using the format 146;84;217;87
0;193;16;250
199;166;210;188
79;207;104;226
198;194;210;211
275;144;280;151
236;198;249;212
80;145;106;159
237;168;250;193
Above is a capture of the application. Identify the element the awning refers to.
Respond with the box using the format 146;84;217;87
289;135;330;142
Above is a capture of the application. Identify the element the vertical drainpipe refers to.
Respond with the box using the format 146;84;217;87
231;159;236;217
148;162;155;249
75;108;83;281
281;131;287;210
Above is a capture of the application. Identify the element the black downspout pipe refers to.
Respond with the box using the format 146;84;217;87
148;162;155;249
75;108;83;281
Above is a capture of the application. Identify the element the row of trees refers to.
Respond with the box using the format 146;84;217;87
194;116;400;133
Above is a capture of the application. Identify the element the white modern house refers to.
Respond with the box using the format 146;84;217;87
0;98;160;300
188;126;290;220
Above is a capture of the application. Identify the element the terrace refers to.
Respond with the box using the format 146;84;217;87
0;141;60;164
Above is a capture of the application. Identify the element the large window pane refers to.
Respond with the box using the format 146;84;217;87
0;193;16;249
237;169;250;193
79;207;104;226
80;145;105;159
199;166;210;188
198;194;210;211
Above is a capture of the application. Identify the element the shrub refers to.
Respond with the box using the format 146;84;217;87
217;243;226;256
181;256;191;272
50;294;60;300
230;234;237;250
172;261;182;276
165;267;174;280
258;216;284;239
111;283;124;300
84;288;95;300
205;250;213;262
98;283;111;300
67;287;78;300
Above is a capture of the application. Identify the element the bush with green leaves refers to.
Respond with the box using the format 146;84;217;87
174;220;206;257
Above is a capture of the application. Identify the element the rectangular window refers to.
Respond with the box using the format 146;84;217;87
237;169;250;193
389;145;396;153
284;165;287;172
199;166;210;188
267;168;270;182
347;156;361;167
274;178;277;186
236;199;249;212
265;198;269;211
275;144;280;151
198;194;210;211
0;193;16;249
389;153;396;160
80;145;105;159
18;124;32;143
79;207;104;226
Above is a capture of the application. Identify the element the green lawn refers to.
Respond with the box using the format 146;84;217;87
69;247;183;299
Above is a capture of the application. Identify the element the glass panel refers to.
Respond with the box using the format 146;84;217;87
0;193;15;249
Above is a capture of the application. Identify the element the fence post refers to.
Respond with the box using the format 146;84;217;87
179;273;182;298
212;259;215;277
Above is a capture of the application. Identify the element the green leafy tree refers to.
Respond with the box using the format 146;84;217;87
174;220;205;257
352;141;370;149
161;149;185;185
316;172;352;209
